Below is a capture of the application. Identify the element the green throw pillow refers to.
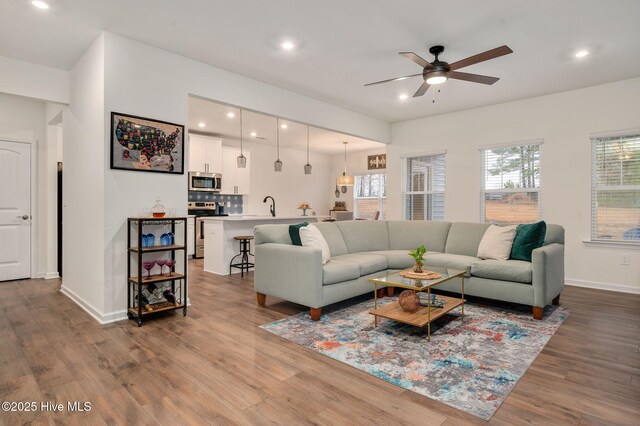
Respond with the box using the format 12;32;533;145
289;222;309;246
510;221;547;261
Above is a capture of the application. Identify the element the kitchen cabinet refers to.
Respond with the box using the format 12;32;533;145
188;134;222;173
221;147;251;195
187;217;195;257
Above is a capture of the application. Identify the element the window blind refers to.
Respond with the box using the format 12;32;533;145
480;143;541;225
591;134;640;242
401;154;445;220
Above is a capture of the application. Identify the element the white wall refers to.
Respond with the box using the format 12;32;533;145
329;147;387;214
0;55;69;104
90;32;389;320
60;34;106;317
388;77;640;293
220;138;332;217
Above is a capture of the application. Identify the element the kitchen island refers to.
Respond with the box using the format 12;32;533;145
201;215;319;275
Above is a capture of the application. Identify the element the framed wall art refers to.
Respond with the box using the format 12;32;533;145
368;154;386;170
110;112;184;174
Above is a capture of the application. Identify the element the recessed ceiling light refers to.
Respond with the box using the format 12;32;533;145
198;122;205;128
31;0;49;9
398;93;409;101
226;112;235;118
250;132;257;137
575;50;589;58
281;41;295;51
280;123;288;129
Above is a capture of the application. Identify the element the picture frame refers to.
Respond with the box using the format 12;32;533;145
368;154;387;170
110;112;185;174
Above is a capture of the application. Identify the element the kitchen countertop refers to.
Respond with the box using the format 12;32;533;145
200;215;318;222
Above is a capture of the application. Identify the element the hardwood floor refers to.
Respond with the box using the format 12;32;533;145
1;260;639;425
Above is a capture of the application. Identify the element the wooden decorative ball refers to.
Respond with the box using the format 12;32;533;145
398;290;421;313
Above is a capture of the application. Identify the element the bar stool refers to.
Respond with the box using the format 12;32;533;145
229;235;254;277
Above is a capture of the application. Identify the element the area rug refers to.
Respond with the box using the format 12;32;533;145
261;297;569;420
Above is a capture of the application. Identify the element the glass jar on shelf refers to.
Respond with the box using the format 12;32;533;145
151;198;165;218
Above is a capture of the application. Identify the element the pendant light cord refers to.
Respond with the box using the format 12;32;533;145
307;126;310;163
239;110;243;155
276;118;280;159
343;141;348;175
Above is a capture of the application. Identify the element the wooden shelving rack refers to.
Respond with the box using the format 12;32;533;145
127;217;188;326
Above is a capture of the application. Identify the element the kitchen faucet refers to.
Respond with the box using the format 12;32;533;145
263;196;276;217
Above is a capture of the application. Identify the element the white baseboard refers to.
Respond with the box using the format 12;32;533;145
34;271;60;279
565;279;640;294
59;285;128;324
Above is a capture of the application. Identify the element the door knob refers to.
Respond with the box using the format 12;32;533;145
17;215;29;220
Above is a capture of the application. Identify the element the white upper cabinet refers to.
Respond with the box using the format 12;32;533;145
188;134;222;173
221;147;251;195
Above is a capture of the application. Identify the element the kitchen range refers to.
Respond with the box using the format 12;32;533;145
188;201;228;258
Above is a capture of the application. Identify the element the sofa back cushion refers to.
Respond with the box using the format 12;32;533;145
387;221;451;253
445;222;491;257
254;224;292;245
313;222;348;256
544;224;564;245
335;221;390;253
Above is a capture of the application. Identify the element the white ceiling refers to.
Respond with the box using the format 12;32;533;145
2;1;640;122
189;96;384;155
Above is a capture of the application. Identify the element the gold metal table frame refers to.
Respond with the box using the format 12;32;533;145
369;268;466;341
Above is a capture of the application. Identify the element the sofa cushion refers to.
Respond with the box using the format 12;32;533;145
300;225;331;264
335;221;390;253
471;260;533;284
387;221;451;253
322;260;360;285
445;222;491;257
544;224;564;245
477;224;517;260
288;222;308;246
254;224;292;245
361;250;416;269
331;253;388;276
510;221;546;261
314;222;348;256
422;253;480;277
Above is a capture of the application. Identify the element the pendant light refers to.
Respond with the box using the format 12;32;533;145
304;125;312;175
336;141;354;187
274;117;283;172
237;110;247;168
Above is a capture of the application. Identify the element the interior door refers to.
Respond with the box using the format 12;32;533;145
0;140;31;281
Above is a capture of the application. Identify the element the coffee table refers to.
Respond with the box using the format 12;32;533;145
369;267;465;341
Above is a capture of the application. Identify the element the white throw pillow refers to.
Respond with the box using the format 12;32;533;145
299;224;331;264
477;225;517;260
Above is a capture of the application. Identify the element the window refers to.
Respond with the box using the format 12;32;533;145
591;134;640;242
481;143;541;225
354;173;386;219
401;153;445;220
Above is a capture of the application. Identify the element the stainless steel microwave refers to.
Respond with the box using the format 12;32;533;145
188;172;222;192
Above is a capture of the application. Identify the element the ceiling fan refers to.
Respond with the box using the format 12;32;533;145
365;45;513;97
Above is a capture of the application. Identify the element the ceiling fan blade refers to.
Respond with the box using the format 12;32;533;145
413;81;430;97
449;45;513;71
399;52;434;69
448;71;500;85
364;73;423;87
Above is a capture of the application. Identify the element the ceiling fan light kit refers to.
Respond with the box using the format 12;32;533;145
365;44;513;98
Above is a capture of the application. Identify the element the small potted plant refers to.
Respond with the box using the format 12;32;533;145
408;245;427;273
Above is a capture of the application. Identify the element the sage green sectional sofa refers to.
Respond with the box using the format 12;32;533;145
253;221;564;320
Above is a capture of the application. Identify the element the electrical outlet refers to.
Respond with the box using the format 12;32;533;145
621;254;630;265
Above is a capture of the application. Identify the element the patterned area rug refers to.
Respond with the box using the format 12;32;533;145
261;297;569;420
